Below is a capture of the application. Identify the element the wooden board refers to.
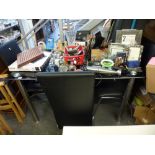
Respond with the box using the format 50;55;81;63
17;47;44;68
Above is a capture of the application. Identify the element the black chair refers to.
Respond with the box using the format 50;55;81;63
93;79;129;119
37;72;95;129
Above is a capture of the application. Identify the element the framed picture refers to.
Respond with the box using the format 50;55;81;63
127;45;143;61
108;43;127;58
115;29;143;45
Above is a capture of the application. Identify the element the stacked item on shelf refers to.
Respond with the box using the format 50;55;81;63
107;29;144;75
0;19;18;31
115;29;143;68
0;19;20;46
87;29;144;76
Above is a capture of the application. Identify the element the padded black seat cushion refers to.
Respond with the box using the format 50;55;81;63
37;72;95;128
94;79;128;103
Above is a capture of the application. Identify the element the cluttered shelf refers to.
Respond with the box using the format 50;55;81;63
0;33;146;80
0;23;18;33
0;20;21;46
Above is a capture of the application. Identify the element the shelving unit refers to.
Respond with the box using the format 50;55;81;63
0;24;18;33
0;20;21;46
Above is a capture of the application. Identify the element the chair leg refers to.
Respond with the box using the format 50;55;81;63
93;98;103;117
0;87;23;123
0;114;13;134
4;85;25;119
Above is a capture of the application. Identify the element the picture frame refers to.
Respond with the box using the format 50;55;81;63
108;43;127;58
115;29;143;45
127;45;143;61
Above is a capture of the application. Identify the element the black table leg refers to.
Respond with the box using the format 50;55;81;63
118;78;135;123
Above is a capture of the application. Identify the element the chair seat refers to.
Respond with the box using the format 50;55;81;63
95;87;123;101
99;93;122;98
95;79;128;98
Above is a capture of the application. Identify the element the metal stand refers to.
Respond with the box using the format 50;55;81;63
118;78;135;123
16;80;39;123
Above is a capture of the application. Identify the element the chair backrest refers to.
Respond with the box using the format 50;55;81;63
0;40;22;66
37;72;95;128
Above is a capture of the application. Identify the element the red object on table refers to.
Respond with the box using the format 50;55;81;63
64;45;85;66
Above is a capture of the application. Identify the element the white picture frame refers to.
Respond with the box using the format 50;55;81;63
127;45;143;61
108;43;127;58
115;29;143;45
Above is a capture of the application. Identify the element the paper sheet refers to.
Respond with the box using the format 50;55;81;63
121;34;136;45
128;47;141;61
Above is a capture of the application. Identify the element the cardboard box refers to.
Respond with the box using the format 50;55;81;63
135;118;143;125
136;92;155;106
135;86;155;106
151;104;155;113
134;86;155;124
134;106;155;124
91;49;107;61
146;57;155;94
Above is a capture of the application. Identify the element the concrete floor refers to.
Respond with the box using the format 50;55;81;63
3;93;134;135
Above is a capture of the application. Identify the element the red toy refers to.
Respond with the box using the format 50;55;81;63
64;45;85;66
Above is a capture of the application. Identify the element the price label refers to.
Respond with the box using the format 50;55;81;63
121;35;136;45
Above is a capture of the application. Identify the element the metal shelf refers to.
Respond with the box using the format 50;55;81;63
14;33;21;40
0;33;21;46
0;24;18;33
